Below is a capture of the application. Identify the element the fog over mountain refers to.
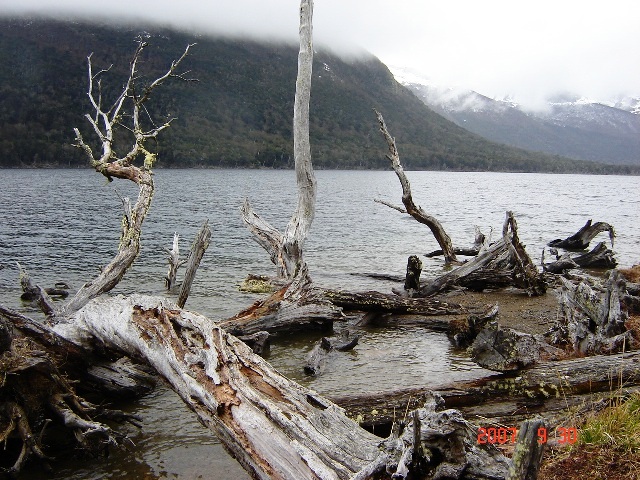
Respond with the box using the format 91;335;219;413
1;0;639;110
391;67;640;167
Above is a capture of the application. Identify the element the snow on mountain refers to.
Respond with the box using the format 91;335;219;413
389;66;640;166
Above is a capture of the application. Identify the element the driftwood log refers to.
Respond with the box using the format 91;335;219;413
220;267;343;336
420;212;546;297
426;226;487;258
543;241;617;273
548;270;631;355
332;349;640;429
548;219;615;251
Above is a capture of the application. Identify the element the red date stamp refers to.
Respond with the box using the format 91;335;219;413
477;426;578;445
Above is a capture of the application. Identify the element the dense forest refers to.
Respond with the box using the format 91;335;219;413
0;18;636;173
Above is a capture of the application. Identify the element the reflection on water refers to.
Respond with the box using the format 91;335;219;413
1;169;639;478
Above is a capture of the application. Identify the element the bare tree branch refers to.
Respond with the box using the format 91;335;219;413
374;110;459;264
61;39;195;318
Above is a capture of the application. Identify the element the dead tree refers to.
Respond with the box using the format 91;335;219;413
426;226;488;258
0;39;194;475
61;38;195;318
374;110;458;264
241;0;316;282
548;219;615;251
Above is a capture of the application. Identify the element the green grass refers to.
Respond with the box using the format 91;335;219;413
577;392;640;452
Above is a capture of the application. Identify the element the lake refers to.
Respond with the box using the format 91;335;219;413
1;169;638;478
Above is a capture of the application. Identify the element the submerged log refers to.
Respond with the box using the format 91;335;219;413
548;219;615;251
304;333;359;376
324;289;464;315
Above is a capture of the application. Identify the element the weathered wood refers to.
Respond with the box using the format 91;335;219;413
177;220;211;308
420;212;546;297
324;289;464;315
351;393;510;480
304;337;332;375
426;226;487;258
85;358;157;398
572;241;617;268
448;304;499;348
237;331;271;356
507;418;546;480
304;333;359;376
221;266;343;336
240;0;316;280
0;313;140;473
469;323;563;372
404;255;422;293
331;349;640;428
548;219;615;251
375;110;459;264
165;232;186;290
542;252;579;274
550;270;631;354
17;262;57;316
55;294;383;480
64;41;194;318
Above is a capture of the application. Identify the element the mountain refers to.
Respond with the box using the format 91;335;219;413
0;18;635;173
392;69;640;167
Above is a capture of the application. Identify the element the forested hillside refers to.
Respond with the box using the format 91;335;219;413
0;18;633;173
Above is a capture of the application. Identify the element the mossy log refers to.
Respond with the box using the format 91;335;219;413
331;350;640;429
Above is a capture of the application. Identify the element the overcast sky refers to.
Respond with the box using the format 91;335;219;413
2;0;639;109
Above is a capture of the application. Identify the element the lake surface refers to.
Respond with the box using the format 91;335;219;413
1;169;638;478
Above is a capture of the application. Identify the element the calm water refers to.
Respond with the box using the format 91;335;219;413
1;169;638;478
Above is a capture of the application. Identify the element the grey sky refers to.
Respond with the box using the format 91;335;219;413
2;0;639;108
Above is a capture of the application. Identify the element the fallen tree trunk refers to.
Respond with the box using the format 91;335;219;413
426;226;487;258
548;219;615;251
324;289;465;315
331;349;640;429
50;294;387;479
